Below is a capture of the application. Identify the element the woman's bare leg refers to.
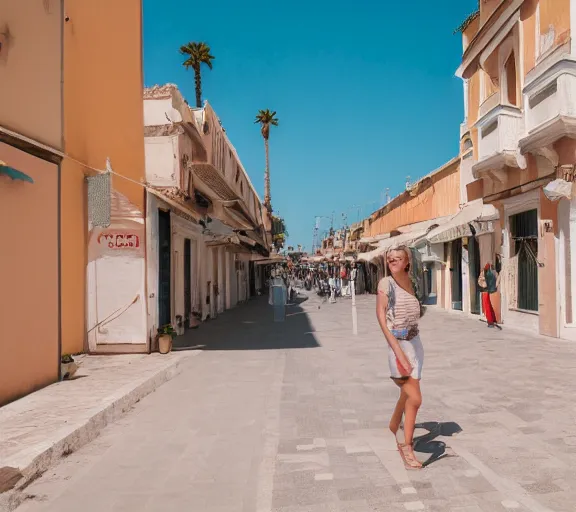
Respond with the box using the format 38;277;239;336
402;378;422;445
389;379;407;435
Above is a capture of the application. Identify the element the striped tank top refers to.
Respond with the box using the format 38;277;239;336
377;276;420;330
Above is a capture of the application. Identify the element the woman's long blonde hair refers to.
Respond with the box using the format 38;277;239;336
385;245;426;317
385;245;412;275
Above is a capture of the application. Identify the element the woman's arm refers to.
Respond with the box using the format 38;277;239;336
376;281;412;373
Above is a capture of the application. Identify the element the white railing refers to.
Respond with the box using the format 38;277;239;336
476;105;524;162
524;59;576;135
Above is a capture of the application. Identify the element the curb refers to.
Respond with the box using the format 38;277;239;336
0;352;200;512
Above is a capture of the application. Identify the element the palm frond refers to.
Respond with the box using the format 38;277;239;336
179;41;215;68
255;108;279;126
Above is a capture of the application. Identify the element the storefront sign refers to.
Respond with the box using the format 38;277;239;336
89;225;145;260
98;232;140;249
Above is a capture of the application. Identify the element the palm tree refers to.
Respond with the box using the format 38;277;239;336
179;42;215;108
254;109;279;212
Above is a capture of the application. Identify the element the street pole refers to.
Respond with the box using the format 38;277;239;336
341;212;348;253
351;267;357;335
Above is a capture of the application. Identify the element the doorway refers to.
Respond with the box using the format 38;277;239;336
158;210;171;327
212;248;219;316
510;209;539;311
468;236;481;314
451;239;463;310
184;238;191;328
249;261;256;297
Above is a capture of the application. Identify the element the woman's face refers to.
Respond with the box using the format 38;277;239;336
387;249;409;276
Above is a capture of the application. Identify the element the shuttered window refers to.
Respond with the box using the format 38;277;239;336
510;209;538;312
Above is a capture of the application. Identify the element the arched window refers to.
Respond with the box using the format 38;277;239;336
462;138;473;152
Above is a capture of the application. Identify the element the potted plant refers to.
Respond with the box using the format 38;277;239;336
189;310;202;329
157;324;176;354
61;354;79;380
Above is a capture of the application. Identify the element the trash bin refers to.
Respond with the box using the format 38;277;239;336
272;285;286;322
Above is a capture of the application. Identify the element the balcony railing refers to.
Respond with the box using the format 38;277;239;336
519;56;576;154
473;104;524;176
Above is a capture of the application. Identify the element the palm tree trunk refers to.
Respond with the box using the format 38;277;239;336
264;137;272;212
194;65;202;108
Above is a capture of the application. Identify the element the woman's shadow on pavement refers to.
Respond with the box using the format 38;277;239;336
413;421;462;467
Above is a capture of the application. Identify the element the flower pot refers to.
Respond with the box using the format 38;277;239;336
158;334;172;354
61;362;79;380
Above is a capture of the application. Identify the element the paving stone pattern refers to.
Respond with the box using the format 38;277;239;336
15;293;576;512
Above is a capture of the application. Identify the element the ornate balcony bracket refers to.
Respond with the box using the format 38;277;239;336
472;151;525;179
534;146;559;167
519;116;576;155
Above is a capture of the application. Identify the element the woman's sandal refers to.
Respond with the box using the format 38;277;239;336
397;442;422;470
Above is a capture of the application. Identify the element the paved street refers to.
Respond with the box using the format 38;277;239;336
15;292;576;512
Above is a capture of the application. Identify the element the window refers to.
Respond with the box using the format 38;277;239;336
504;53;517;106
510;209;538;312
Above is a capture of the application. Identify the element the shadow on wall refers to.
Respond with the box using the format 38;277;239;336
172;295;320;351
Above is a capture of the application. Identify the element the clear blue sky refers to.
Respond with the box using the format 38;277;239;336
143;0;478;250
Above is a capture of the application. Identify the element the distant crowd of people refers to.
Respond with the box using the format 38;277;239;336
265;262;359;305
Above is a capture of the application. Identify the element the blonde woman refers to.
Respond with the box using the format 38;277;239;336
376;245;424;469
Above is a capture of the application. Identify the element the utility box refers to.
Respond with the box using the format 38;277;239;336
272;285;286;322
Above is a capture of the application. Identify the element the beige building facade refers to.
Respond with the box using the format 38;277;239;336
144;85;270;342
457;0;576;339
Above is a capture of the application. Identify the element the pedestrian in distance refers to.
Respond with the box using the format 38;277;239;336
328;270;337;303
478;262;501;329
376;245;425;470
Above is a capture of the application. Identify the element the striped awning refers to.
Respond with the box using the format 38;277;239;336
426;200;499;244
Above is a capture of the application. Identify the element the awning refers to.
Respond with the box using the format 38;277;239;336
426;199;499;244
254;254;286;265
205;234;241;247
357;229;428;263
147;188;203;222
358;233;391;245
191;162;237;201
221;199;258;228
237;234;256;246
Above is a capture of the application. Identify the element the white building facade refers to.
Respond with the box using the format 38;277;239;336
143;85;269;344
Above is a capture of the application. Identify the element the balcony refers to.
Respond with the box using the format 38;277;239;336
472;104;524;178
519;55;576;154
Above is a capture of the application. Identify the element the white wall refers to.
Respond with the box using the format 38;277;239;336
87;208;147;350
229;253;238;308
217;246;225;313
147;193;214;340
558;196;576;341
146;194;160;340
461;246;471;314
144;135;180;187
144;97;183;126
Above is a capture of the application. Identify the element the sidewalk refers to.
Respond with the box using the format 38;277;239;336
0;351;198;512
